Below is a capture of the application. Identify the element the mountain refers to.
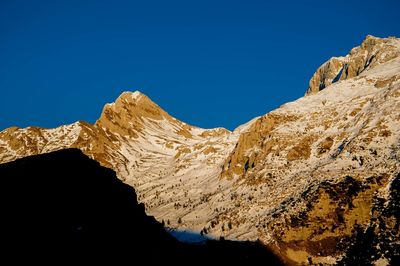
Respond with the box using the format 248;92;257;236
0;148;281;264
305;35;400;95
1;35;399;264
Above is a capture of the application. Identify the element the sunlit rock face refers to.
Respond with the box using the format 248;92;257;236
1;36;399;264
305;35;400;95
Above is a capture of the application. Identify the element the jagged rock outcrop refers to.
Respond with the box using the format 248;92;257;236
306;35;400;95
1;35;399;265
96;91;193;139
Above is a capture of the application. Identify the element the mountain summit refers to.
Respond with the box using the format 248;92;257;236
306;35;400;95
1;35;399;265
97;91;177;138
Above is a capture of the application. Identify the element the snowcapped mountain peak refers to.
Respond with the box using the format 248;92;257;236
115;90;155;107
0;35;399;265
117;90;147;102
130;90;143;98
96;91;174;138
96;90;232;142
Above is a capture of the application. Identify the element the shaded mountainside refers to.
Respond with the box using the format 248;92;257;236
1;35;400;265
0;90;238;236
0;149;281;265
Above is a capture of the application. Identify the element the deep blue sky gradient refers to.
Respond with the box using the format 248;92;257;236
1;0;399;130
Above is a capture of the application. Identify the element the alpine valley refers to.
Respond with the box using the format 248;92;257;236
1;35;399;265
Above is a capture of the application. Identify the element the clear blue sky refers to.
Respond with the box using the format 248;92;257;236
1;0;399;131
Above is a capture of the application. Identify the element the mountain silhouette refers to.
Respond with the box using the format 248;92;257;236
0;148;281;265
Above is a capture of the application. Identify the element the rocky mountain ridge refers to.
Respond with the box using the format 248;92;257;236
1;35;399;265
306;35;400;95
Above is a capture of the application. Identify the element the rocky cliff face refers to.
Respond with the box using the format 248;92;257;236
219;36;400;264
1;35;399;265
306;35;400;95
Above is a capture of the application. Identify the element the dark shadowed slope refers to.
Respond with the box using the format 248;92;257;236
0;149;281;265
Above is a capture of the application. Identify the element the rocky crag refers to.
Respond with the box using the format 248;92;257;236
1;35;399;265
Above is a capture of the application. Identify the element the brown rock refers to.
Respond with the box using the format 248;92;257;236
306;35;400;95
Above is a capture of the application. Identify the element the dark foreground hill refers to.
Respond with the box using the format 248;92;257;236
0;148;281;265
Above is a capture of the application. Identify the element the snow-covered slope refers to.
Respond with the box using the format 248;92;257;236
0;90;240;235
219;50;400;264
1;35;399;265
